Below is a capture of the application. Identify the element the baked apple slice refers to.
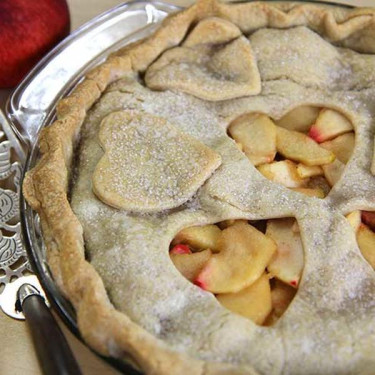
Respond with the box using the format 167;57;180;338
357;224;375;269
235;142;243;151
320;132;355;164
266;218;304;288
172;224;221;253
195;222;276;293
309;109;353;143
170;218;302;326
275;106;320;133
216;273;272;325
228;113;277;166
276;127;335;166
296;164;323;179
257;160;307;188
171;249;212;281
265;279;296;325
346;211;361;233
228;107;354;199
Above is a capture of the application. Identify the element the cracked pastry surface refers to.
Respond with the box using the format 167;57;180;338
23;1;375;374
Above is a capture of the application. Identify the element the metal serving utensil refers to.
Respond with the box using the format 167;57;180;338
0;110;82;375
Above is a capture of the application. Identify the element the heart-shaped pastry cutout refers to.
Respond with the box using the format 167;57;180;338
170;217;303;325
145;17;261;101
92;110;221;212
227;106;355;199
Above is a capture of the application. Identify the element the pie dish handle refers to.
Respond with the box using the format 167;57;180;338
18;283;82;375
5;0;179;146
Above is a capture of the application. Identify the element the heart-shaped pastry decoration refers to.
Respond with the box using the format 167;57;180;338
227;106;355;199
92;110;222;212
145;17;261;101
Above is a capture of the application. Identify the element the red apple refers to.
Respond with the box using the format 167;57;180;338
0;0;70;88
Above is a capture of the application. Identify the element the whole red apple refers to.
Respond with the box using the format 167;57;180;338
0;0;70;88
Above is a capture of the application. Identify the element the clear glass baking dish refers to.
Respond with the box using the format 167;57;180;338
12;0;355;373
16;2;181;373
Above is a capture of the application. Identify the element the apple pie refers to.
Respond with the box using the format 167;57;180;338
23;0;375;374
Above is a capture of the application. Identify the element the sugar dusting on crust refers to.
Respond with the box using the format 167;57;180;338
249;26;375;91
69;23;375;375
92;110;221;212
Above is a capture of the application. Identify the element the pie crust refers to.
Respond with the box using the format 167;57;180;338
23;1;375;374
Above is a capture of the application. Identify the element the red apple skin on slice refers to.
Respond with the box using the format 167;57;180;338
357;224;375;269
216;273;272;325
170;244;192;255
172;224;221;253
195;222;277;293
276;127;335;166
228;113;277;166
309;109;353;143
361;211;375;232
266;218;304;288
275;106;321;133
171;249;212;281
320;132;355;164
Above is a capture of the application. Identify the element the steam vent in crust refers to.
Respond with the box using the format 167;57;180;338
23;1;375;374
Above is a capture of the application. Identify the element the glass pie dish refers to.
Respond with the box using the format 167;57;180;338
13;1;181;373
7;0;375;374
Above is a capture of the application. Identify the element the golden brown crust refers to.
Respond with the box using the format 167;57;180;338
217;2;375;52
145;34;261;101
22;1;375;374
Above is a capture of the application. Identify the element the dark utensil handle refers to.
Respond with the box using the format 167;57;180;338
22;294;82;375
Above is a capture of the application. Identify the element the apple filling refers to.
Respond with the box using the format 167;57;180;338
346;210;375;269
169;218;303;326
228;107;355;198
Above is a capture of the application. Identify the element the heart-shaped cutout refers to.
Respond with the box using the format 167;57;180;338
227;106;355;198
169;217;303;326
